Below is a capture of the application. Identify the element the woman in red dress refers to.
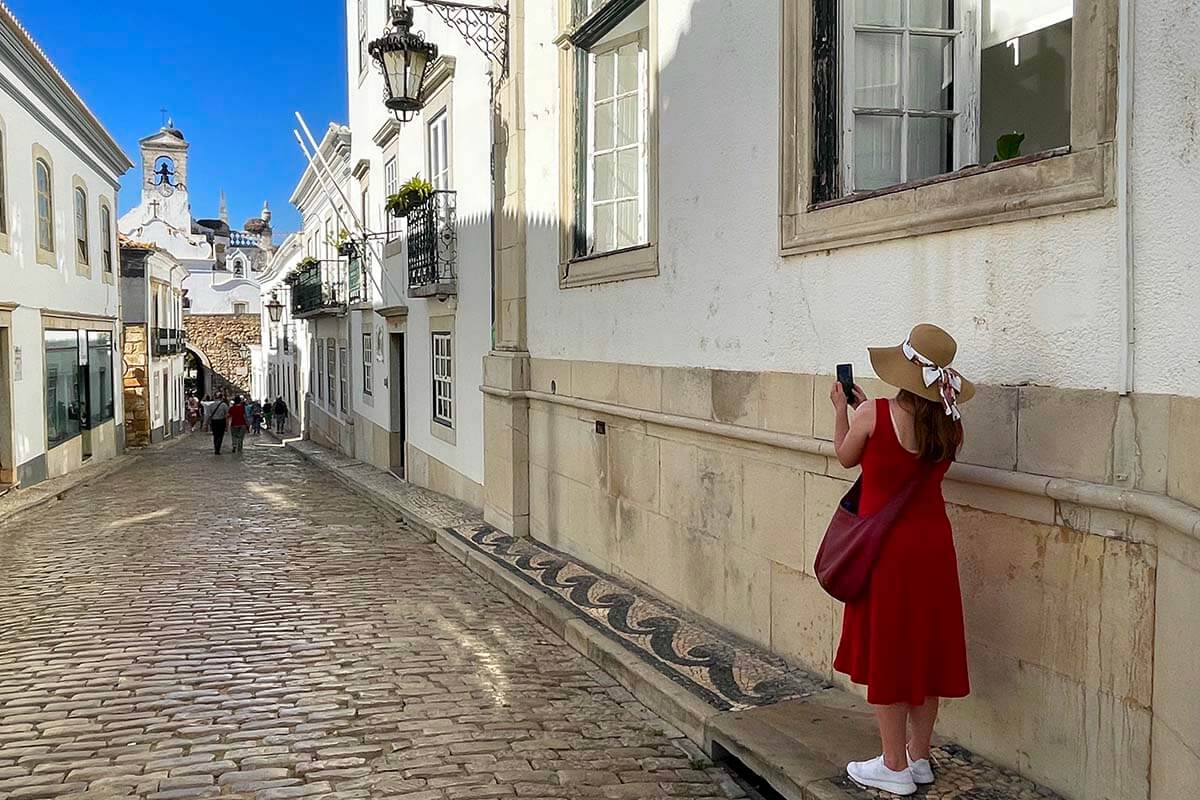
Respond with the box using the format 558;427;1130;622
830;324;973;796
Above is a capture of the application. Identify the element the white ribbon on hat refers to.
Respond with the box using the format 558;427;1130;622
902;338;963;421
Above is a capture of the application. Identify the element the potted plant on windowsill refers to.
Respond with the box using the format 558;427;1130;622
387;175;434;218
298;256;320;270
335;229;358;258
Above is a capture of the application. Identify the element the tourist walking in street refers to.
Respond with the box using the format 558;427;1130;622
185;394;200;432
228;395;249;453
273;396;289;435
200;394;214;432
249;398;263;436
205;393;230;455
262;399;273;434
826;324;973;796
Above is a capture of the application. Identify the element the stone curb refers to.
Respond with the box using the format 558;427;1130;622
283;437;860;800
0;433;194;529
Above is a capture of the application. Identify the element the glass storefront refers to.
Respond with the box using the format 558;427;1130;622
44;328;116;450
45;330;82;448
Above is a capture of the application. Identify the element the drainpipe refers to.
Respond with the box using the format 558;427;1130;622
1117;0;1135;395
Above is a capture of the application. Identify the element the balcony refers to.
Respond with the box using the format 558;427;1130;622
151;327;184;357
289;259;344;317
407;190;457;298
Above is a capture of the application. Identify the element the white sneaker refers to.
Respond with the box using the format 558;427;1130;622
846;755;917;796
907;749;935;785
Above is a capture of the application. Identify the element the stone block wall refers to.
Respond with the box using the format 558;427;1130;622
122;324;150;447
184;314;259;397
509;356;1200;800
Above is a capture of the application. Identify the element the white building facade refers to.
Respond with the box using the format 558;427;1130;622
0;6;131;487
118;241;186;445
471;2;1200;800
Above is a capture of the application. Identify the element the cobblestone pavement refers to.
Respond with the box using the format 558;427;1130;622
0;436;752;800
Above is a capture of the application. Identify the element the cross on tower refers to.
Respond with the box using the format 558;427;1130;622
148;199;161;218
160;107;168;127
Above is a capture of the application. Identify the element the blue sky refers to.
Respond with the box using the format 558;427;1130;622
5;0;349;234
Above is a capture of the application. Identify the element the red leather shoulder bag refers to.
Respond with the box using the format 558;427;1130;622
814;465;932;603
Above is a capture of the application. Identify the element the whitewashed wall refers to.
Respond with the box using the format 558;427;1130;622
0;51;126;473
185;271;262;315
347;3;493;488
521;0;1198;398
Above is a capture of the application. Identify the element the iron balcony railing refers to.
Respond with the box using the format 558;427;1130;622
152;327;184;357
407;190;457;297
289;259;344;316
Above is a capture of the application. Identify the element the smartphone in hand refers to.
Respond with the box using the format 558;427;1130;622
836;363;857;406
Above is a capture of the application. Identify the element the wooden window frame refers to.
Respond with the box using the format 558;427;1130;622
32;146;55;266
557;0;660;289
780;0;1117;255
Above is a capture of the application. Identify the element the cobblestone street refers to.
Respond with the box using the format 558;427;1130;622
0;436;750;800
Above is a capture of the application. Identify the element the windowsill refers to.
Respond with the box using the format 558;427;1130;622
781;143;1115;256
559;242;659;289
102;270;113;285
76;260;90;279
0;232;10;255
36;246;55;267
431;418;456;446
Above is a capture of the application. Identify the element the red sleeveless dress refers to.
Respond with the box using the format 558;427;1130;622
833;398;970;706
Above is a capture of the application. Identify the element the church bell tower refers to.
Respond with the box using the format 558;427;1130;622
137;121;191;232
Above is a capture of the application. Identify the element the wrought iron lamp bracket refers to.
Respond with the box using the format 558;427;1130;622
410;0;509;75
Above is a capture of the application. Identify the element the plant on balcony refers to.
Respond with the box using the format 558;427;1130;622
387;175;434;218
298;256;320;269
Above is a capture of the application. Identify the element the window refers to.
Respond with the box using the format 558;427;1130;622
45;331;81;447
316;339;325;400
324;218;334;262
358;0;369;75
233;258;244;276
559;0;658;288
0;129;8;236
87;331;114;426
362;332;373;396
428;110;450;190
232;301;248;315
432;332;453;427
585;36;648;255
339;345;349;412
35;158;53;253
384;157;399;239
73;187;89;265
327;339;337;408
781;0;1112;254
100;204;113;273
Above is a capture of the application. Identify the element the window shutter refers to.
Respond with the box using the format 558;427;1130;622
572;55;589;258
811;0;839;203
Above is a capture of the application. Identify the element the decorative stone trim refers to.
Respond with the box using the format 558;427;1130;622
481;384;1200;545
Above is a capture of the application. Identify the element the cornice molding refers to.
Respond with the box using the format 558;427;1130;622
0;10;131;177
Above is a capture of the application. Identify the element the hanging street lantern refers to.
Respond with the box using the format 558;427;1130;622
368;3;438;122
265;292;284;324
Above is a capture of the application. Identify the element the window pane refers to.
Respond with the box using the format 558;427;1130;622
908;116;953;180
615;200;639;248
594;51;616;101
87;332;114;426
853;114;902;190
909;35;954;111
45;331;81;448
616;43;639;94
854;32;901;108
615;148;639;199
909;0;952;28
593;152;616;201
856;0;901;26
593;203;616;253
594;100;615;150
615;95;639;146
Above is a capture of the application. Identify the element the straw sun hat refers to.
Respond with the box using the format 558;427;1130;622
868;324;975;419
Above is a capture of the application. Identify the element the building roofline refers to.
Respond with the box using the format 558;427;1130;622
0;2;133;177
289;122;351;209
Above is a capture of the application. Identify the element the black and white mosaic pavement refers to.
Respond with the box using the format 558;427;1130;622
832;744;1065;800
447;523;830;712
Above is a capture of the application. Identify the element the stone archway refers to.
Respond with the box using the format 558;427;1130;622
184;345;211;398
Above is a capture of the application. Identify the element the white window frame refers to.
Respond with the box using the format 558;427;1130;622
326;338;337;409
232;301;248;315
427;109;451;191
432;331;453;429
357;0;369;76
384;156;399;239
73;187;88;266
361;331;373;396
839;0;979;193
584;31;650;257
